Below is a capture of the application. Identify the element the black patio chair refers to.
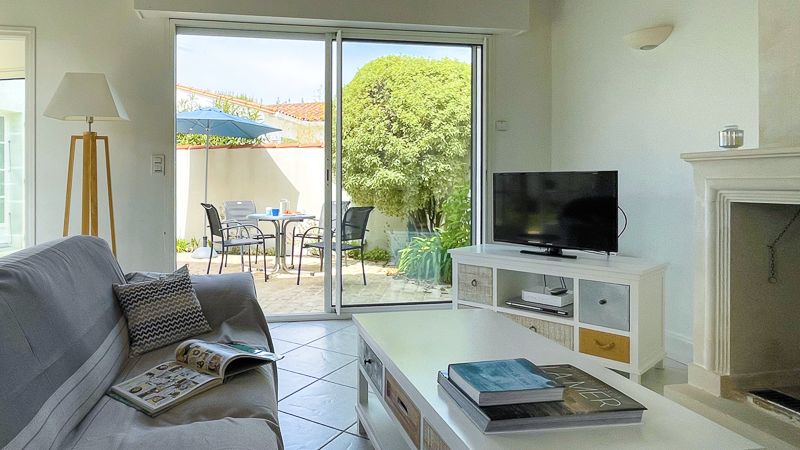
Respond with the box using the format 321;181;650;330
223;200;275;266
201;203;271;281
289;200;350;268
296;206;374;286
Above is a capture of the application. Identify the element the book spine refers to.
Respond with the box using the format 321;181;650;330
437;373;490;431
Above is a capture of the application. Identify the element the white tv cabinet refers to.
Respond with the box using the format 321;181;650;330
449;245;667;382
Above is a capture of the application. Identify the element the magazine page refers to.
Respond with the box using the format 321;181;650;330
111;361;218;414
175;339;282;378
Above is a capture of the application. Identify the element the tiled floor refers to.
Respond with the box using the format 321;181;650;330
269;319;689;450
270;320;373;450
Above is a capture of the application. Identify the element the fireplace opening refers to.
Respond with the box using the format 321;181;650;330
730;202;800;423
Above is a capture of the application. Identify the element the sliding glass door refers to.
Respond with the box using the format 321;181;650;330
334;36;484;310
174;28;333;316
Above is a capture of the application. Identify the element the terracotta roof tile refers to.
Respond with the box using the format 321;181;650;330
176;142;324;150
177;84;324;122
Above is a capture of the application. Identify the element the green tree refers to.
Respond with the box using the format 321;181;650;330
177;93;264;146
341;56;471;232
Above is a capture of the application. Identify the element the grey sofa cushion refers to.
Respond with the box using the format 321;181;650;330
113;266;211;356
0;236;128;450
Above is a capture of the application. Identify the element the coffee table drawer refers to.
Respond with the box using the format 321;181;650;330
359;337;384;390
423;419;450;450
579;328;630;363
385;371;421;449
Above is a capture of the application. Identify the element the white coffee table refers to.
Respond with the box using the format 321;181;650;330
352;309;757;450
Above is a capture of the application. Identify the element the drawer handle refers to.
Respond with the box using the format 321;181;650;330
363;358;372;365
396;397;410;415
471;279;478;287
598;299;608;305
594;339;615;350
529;325;538;332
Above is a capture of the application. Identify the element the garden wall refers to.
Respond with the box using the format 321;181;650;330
175;145;404;253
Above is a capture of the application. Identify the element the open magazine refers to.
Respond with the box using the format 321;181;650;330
108;340;283;416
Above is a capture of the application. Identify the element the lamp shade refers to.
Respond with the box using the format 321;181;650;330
44;72;128;121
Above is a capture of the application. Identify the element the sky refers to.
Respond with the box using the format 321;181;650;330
177;34;472;105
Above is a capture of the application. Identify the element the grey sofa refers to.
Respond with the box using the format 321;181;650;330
0;236;283;449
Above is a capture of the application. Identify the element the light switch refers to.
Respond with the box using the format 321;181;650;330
495;120;509;132
151;154;165;175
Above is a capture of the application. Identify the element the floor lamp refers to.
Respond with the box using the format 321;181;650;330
44;73;128;255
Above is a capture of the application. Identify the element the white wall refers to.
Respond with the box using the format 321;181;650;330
490;0;552;173
550;0;759;362
759;0;800;148
3;0;175;271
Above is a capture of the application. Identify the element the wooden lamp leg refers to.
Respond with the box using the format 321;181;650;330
100;136;117;256
63;132;117;257
63;135;79;236
80;132;92;235
89;132;99;237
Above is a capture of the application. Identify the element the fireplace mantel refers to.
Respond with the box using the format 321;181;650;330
682;146;800;397
681;146;800;163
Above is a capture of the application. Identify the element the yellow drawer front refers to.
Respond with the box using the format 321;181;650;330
579;328;630;363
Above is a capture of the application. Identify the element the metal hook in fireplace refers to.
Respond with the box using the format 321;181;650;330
767;207;800;283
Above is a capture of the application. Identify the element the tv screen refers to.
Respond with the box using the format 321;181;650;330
493;171;618;253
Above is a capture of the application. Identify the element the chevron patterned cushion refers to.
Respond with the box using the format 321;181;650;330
113;266;211;356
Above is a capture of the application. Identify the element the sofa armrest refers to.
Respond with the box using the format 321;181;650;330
190;272;275;353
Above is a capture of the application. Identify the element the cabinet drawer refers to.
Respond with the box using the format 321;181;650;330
385;371;421;449
579;328;630;363
579;280;630;331
423;419;450;450
457;264;493;305
502;313;574;350
359;337;384;391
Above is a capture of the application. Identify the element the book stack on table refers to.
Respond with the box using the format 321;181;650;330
438;358;646;433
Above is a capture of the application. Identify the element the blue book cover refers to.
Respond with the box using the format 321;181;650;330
447;358;563;406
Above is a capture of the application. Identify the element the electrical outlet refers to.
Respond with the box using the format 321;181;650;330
151;154;165;175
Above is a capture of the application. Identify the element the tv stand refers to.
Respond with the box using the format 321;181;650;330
449;244;667;383
520;247;577;259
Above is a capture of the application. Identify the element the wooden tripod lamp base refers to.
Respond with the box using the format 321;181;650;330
63;131;117;256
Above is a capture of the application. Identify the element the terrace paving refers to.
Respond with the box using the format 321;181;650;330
178;252;451;315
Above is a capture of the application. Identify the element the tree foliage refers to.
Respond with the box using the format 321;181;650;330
176;93;263;146
341;56;471;232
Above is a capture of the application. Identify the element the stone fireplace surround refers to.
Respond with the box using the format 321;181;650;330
681;146;800;397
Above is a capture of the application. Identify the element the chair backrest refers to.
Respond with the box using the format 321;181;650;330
319;200;351;229
224;200;258;227
201;203;224;238
341;206;374;241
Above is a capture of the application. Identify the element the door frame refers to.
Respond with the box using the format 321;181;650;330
169;20;488;320
0;26;36;249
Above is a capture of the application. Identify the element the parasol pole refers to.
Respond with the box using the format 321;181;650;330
191;128;216;259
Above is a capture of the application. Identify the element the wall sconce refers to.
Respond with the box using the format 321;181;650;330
624;25;673;51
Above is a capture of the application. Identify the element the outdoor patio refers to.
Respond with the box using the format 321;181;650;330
178;252;452;315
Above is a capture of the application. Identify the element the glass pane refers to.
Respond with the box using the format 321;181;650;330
0;36;27;256
175;32;329;315
339;40;475;306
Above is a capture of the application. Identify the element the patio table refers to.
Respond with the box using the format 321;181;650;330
248;213;315;273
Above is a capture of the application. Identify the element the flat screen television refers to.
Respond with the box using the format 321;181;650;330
493;171;618;257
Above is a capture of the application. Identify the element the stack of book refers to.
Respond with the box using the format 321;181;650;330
438;358;646;433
